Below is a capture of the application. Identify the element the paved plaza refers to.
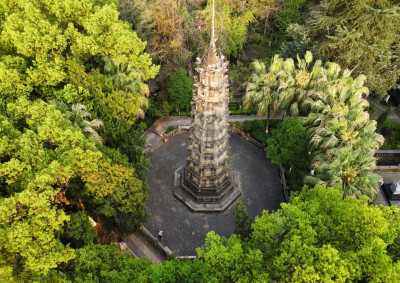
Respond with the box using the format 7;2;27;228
144;132;285;256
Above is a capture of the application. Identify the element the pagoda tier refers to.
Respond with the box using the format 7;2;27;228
173;40;241;212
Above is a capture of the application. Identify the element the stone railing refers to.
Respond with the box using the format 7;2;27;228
162;126;190;141
230;124;265;151
374;150;400;166
279;163;290;202
140;226;173;257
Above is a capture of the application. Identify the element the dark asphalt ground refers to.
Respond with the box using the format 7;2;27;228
144;132;285;256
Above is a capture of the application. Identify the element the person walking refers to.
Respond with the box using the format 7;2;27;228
158;230;163;240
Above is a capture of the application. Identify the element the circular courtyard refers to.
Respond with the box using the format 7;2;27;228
145;132;285;256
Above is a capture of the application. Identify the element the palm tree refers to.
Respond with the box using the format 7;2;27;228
245;52;384;201
104;56;149;119
50;100;104;144
275;52;316;117
244;58;281;133
306;147;382;201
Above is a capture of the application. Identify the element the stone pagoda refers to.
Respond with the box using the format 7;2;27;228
174;0;241;213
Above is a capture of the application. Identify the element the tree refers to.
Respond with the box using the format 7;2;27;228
298;0;400;98
266;117;309;170
167;68;193;113
196;232;269;282
244;60;281;133
104;57;149;120
151;259;210;282
306;147;383;201
0;0;158;103
49;100;104;144
0;188;75;280
249;0;281;36
251;186;400;282
66;243;153;282
202;0;255;58
62;211;98;249
147;186;400;282
233;201;252;241
246;52;383;200
274;0;306;40
0;98;149;277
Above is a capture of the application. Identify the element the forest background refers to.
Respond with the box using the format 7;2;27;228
1;0;400;281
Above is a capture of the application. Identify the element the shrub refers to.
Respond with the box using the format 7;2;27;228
377;107;392;131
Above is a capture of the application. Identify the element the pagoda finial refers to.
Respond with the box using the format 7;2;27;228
211;0;215;44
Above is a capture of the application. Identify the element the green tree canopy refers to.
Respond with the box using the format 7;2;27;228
251;186;400;282
0;0;158;103
245;52;384;200
266;116;309;169
203;0;255;58
233;201;253;241
0;98;148;278
167;68;193;112
293;0;400;98
66;243;153;282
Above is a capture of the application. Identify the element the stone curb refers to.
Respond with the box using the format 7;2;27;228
140;226;173;257
119;242;137;257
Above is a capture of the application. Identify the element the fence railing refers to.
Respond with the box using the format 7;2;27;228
374;150;400;166
231;124;265;151
162;126;190;140
279;164;290;202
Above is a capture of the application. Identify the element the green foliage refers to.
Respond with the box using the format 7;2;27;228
233;201;253;241
242;120;268;142
303;0;400;98
274;0;306;40
58;186;400;281
196;232;269;282
50;100;104;144
246;52;384;200
243;119;266;132
251;186;400;282
203;0;255;58
67;243;153;282
151;259;209;282
267;117;309;169
167;68;193;112
0;98;149;276
0;0;156;279
0;188;75;278
377;106;392;131
0;0;158;102
145;97;173;126
239;119;282;142
380;120;400;150
228;108;256;115
165;126;175;135
62;211;98;249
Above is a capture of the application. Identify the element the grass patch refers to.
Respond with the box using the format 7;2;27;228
165;126;175;135
380;120;400;150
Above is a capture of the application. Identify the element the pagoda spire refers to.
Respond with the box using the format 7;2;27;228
202;0;220;70
211;0;215;44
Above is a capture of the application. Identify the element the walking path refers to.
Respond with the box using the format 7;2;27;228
123;230;166;264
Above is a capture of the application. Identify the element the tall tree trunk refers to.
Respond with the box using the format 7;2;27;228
342;179;346;200
265;109;270;134
263;11;270;36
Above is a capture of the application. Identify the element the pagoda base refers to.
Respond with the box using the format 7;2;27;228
173;165;241;213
